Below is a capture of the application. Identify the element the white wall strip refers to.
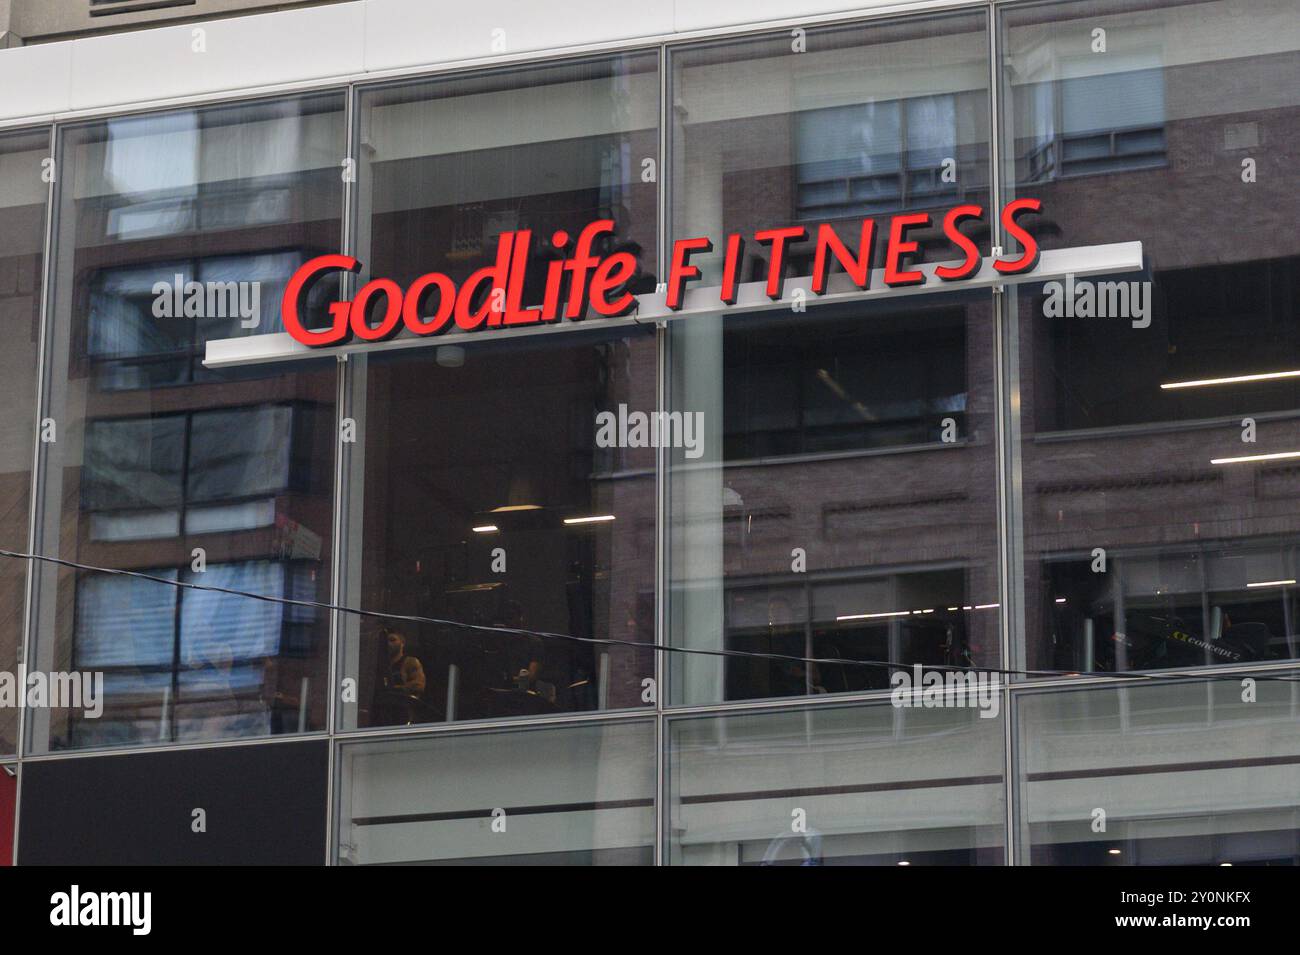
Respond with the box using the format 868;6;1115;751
0;0;981;125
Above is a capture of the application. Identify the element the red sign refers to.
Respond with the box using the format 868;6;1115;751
281;199;1042;347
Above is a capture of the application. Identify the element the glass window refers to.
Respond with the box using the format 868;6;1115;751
335;719;655;865
670;11;991;286
1002;0;1300;675
0;128;48;755
341;54;659;731
667;12;999;707
1017;675;1300;864
0;764;12;866
31;94;345;751
668;701;1005;865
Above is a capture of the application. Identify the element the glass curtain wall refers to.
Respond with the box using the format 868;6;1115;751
30;93;345;751
335;719;655;865
668;700;1005;865
1017;675;1300;865
0;128;48;755
666;10;1000;707
340;54;660;732
1001;0;1300;676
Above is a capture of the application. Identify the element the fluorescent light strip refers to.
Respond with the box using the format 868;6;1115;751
1211;450;1300;465
839;604;989;621
1161;369;1300;390
471;525;498;533
563;514;616;525
1247;579;1296;588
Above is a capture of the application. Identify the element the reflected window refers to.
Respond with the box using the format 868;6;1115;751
87;252;309;391
795;94;960;219
69;559;320;748
82;402;320;542
1021;65;1167;182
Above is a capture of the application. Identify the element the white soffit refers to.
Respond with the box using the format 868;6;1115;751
0;0;981;125
67;3;367;112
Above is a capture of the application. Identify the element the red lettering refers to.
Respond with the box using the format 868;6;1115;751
665;236;712;311
503;229;542;326
720;233;746;305
754;226;807;300
349;278;404;341
402;271;456;336
994;198;1042;274
284;205;1030;351
935;205;984;282
883;213;930;288
589;252;637;317
281;254;359;347
455;231;514;331
565;220;615;320
811;220;875;294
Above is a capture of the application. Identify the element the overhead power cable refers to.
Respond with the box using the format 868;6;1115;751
3;547;1297;685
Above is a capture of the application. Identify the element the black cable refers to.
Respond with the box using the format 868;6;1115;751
4;547;1297;685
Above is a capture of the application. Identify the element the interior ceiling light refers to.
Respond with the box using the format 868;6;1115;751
1161;369;1300;389
837;610;910;621
563;514;615;524
1211;451;1300;465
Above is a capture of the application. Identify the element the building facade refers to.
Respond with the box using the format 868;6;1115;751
0;0;1298;865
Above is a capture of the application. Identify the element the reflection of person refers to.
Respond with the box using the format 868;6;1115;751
384;628;426;695
515;658;556;704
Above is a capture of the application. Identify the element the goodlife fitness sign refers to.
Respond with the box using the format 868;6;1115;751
280;199;1045;347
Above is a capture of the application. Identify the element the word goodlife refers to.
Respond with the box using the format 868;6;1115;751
281;199;1043;347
